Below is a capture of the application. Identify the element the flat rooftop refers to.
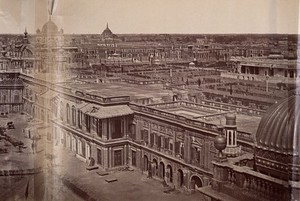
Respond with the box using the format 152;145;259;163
160;104;261;135
167;107;219;118
60;82;172;100
203;113;261;134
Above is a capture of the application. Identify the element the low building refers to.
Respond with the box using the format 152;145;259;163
222;57;300;83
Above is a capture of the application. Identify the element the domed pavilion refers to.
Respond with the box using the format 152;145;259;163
200;92;300;201
255;93;300;181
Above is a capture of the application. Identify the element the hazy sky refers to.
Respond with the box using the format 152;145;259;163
0;0;299;34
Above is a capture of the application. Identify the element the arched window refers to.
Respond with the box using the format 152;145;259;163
78;110;82;129
72;105;76;126
53;100;58;117
60;101;64;121
66;103;70;124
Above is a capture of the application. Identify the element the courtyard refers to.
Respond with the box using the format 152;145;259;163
0;113;207;201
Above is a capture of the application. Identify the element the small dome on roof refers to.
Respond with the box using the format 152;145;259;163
41;18;59;35
225;112;236;126
102;23;113;37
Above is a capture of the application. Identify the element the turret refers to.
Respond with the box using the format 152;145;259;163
223;112;241;157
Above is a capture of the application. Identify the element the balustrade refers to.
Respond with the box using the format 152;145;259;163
224;166;289;200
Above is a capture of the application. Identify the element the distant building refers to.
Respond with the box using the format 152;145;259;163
101;23;114;40
222;57;300;83
0;30;31;113
34;18;79;73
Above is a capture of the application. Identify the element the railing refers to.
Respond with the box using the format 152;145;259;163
223;164;290;201
149;100;264;117
0;69;20;73
0;167;42;176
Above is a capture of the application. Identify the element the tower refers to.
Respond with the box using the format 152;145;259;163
24;28;29;44
223;113;241;157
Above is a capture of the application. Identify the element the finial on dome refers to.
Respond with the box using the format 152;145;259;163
106;23;108;29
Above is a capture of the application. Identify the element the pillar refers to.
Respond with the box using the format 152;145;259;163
103;147;109;169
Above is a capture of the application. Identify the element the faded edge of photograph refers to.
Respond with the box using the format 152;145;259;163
0;0;299;201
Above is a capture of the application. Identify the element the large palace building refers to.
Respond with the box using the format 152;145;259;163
1;19;299;200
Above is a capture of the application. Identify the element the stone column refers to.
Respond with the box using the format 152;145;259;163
90;144;97;164
124;145;127;166
184;134;191;163
103;147;109;169
108;147;112;168
136;119;142;142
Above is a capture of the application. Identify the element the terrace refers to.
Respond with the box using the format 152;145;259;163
149;101;261;135
131;101;258;146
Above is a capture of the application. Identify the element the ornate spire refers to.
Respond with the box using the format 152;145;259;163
24;27;29;44
106;23;109;29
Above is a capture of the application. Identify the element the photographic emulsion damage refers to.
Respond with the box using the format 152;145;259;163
0;0;299;200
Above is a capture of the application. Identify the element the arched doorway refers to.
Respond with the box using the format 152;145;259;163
159;162;165;179
143;155;149;172
152;159;158;177
191;175;202;190
177;169;184;187
167;165;173;183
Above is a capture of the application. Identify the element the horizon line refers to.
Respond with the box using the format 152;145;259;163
0;32;299;36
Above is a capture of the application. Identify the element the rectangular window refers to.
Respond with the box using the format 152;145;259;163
175;141;180;154
86;115;90;133
157;135;161;148
130;124;136;140
114;150;122;167
141;130;144;142
164;138;169;149
169;143;173;151
82;141;86;157
131;150;136;166
77;140;82;155
144;130;149;144
180;145;184;158
14;94;19;102
97;119;102;138
111;118;122;139
97;149;102;165
78;111;82;129
150;133;154;147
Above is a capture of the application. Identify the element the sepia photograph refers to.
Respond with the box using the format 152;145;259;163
0;0;299;200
